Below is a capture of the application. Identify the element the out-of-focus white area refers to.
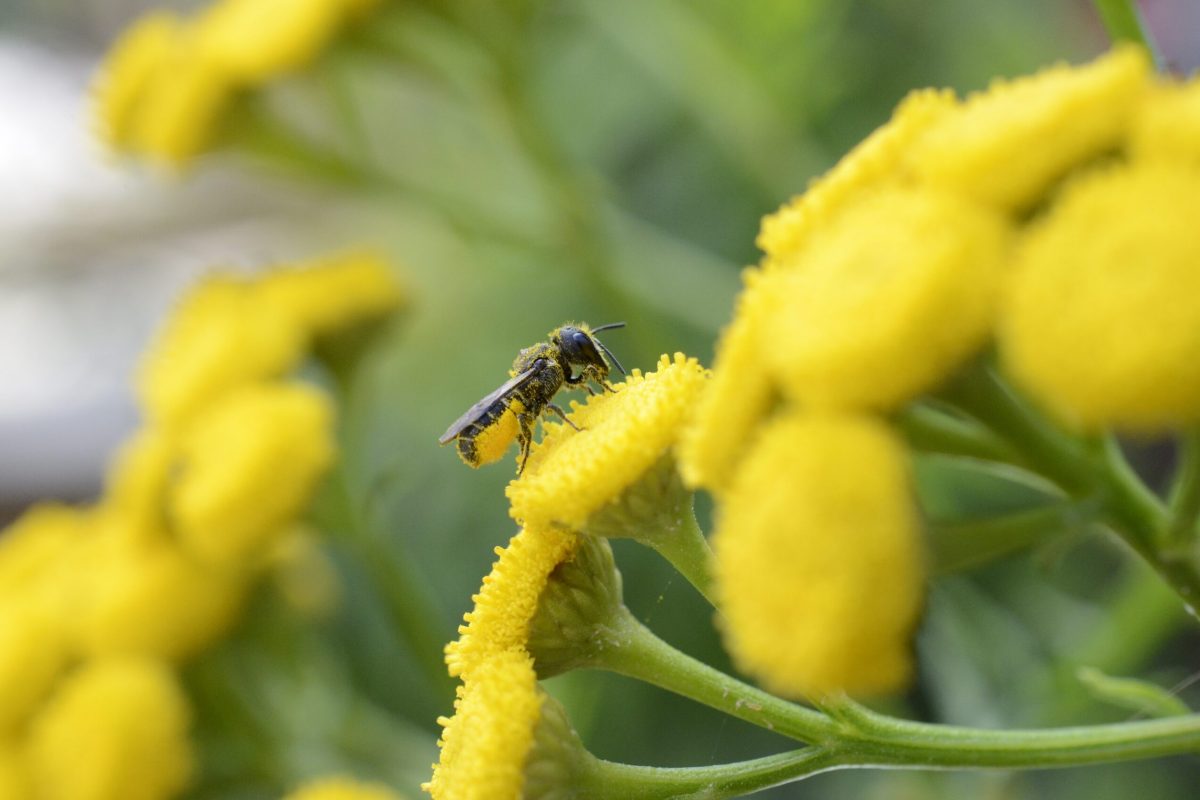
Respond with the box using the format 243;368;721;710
0;34;320;506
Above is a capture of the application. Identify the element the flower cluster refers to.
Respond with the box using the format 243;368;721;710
92;0;385;166
427;354;708;799
679;44;1185;699
0;251;403;799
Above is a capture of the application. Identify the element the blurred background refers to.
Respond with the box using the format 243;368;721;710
3;0;1200;798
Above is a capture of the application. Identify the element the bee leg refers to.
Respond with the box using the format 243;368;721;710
516;413;534;475
546;403;582;431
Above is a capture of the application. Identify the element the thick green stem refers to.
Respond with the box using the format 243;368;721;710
576;748;840;800
1167;429;1200;546
1093;0;1164;68
593;607;837;744
643;509;718;606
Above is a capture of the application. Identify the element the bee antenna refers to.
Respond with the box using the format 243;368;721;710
596;340;626;375
589;321;626;334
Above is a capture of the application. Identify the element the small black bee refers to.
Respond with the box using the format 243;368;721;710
439;322;626;474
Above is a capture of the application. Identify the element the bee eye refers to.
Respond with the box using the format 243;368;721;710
572;332;591;348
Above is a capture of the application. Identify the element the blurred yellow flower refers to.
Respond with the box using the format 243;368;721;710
29;658;193;800
194;0;344;83
905;45;1148;210
91;11;183;150
130;46;234;168
758;87;956;268
260;251;407;335
0;743;30;800
100;428;176;543
79;539;247;661
172;382;335;566
445;526;578;680
678;272;775;493
506;353;707;531
425;650;542;800
0;504;89;601
761;184;1008;411
1000;162;1200;432
1129;78;1200;164
713;412;922;698
138;274;305;427
0;597;69;734
285;776;406;800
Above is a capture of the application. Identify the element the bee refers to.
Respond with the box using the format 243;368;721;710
438;322;626;474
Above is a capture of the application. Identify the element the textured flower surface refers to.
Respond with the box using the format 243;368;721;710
425;650;542;800
506;353;707;530
1000;162;1200;431
444;526;578;680
713;412;922;698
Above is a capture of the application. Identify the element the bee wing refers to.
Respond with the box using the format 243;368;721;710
438;366;539;444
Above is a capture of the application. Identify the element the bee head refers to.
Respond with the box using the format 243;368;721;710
552;322;626;376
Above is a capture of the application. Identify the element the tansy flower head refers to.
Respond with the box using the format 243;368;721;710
259;251;407;335
285;776;407;800
713;411;923;698
425;650;584;800
129;44;234;169
192;0;344;83
1129;78;1200;164
0;595;70;735
445;526;578;680
172;382;336;566
138;273;305;428
758;87;956;269
1000;162;1200;432
90;11;183;151
0;744;29;800
761;184;1009;411
904;44;1148;210
506;353;707;531
28;657;193;800
99;428;176;543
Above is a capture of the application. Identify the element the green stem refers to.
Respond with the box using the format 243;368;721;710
1093;0;1164;68
896;403;1022;464
642;508;718;606
1167;429;1200;545
576;747;840;800
592;607;838;743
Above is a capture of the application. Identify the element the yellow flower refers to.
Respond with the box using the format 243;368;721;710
0;742;29;800
130;44;234;168
758;87;956;268
445;526;578;680
172;382;335;566
193;0;345;83
100;428;176;543
285;776;406;800
90;11;183;151
0;504;89;600
0;596;70;734
506;353;708;531
1129;78;1200;164
1000;162;1200;432
904;45;1148;210
761;184;1008;411
259;251;407;335
138;274;305;427
78;538;247;662
712;412;923;698
424;650;542;800
678;271;775;493
29;658;193;800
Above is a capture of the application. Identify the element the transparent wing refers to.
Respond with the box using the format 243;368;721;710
438;367;537;444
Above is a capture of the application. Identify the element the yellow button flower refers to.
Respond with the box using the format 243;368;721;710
713;412;923;698
130;44;233;169
79;538;247;662
445;526;578;680
905;45;1148;210
1129;78;1200;164
172;382;336;566
100;428;176;544
758;87;956;269
259;251;407;335
424;650;543;800
285;776;407;800
1000;162;1200;432
90;11;183;151
0;596;69;735
138;274;305;428
506;353;708;531
29;658;193;800
762;184;1008;411
193;0;345;83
